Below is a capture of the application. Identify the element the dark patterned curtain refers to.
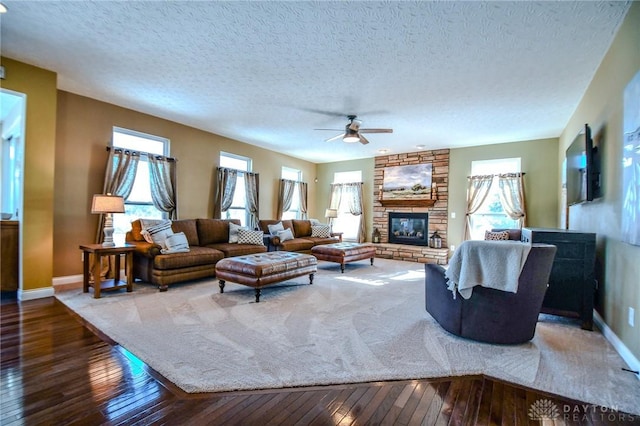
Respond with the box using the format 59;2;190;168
97;148;140;243
245;172;260;230
214;167;238;219
277;179;296;219
148;155;177;219
298;181;308;219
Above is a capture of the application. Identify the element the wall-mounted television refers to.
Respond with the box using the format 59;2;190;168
565;123;601;205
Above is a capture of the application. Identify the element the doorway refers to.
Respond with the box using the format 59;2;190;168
1;88;27;295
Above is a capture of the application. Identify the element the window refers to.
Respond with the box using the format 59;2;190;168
112;127;169;242
332;171;362;241
281;167;302;220
220;152;252;225
469;158;521;240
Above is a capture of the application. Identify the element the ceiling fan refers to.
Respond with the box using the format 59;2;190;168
314;115;393;145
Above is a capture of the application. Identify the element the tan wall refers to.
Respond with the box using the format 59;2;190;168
558;3;640;358
316;158;375;239
448;138;559;251
54;91;317;276
0;58;57;292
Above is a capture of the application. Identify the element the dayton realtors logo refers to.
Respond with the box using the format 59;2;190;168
528;399;560;420
528;399;637;422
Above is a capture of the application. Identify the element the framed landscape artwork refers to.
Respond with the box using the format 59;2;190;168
381;163;433;202
622;70;640;246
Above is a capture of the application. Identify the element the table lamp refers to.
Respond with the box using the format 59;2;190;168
325;208;338;226
91;193;125;247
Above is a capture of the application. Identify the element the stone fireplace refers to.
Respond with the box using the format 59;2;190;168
388;212;429;246
373;149;450;264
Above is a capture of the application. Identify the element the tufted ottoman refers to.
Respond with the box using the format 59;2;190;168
215;252;317;302
311;242;376;273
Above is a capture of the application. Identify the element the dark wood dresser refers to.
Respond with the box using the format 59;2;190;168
521;227;596;330
1;220;19;293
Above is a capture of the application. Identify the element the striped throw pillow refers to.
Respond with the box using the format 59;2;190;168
141;219;174;248
161;232;190;254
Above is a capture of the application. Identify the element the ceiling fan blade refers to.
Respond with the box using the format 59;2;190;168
359;128;393;134
314;128;344;131
325;133;345;142
302;108;347;117
358;133;370;145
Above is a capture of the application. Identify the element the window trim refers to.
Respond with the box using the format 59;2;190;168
110;127;171;241
220;151;252;172
469;158;522;239
113;126;170;156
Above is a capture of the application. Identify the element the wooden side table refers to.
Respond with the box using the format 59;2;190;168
79;243;135;298
330;232;343;242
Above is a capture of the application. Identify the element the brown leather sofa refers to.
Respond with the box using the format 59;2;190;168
257;219;338;253
126;218;266;291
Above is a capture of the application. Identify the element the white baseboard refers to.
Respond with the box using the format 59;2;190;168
19;286;54;301
52;271;125;290
594;310;640;381
52;274;83;286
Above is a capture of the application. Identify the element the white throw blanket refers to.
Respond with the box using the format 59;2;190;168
445;240;532;299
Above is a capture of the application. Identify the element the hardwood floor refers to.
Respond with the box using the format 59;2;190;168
1;297;637;425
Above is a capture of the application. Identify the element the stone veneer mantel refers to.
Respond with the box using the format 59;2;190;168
374;243;449;265
373;149;450;264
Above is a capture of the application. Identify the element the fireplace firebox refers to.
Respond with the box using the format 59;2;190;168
388;212;429;246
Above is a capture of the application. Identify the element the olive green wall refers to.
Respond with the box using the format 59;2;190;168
0;57;57;295
558;2;640;359
448;138;559;251
315;158;375;239
54;91;318;277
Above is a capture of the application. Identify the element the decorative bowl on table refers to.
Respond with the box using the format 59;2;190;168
1;213;13;220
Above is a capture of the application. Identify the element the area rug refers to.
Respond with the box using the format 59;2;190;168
56;258;640;415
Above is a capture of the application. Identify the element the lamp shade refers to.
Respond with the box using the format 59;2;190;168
91;194;125;214
325;208;338;219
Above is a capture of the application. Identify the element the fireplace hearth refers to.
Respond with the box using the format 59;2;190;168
388;212;429;246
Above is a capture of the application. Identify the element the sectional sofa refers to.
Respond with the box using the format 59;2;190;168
126;218;266;291
257;219;339;253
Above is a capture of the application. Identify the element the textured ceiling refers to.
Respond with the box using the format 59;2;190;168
0;1;631;163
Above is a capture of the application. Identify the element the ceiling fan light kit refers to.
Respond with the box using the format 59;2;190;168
343;128;360;143
315;115;392;145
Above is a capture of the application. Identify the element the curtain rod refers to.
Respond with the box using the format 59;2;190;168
106;146;176;162
467;172;525;178
217;166;258;175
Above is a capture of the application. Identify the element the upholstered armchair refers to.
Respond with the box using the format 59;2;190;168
425;243;557;344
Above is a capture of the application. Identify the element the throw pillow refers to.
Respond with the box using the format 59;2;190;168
237;229;265;245
267;222;285;236
140;218;163;229
161;232;190;254
277;228;294;242
484;230;510;241
141;219;174;248
228;222;247;243
311;224;331;238
309;218;321;225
